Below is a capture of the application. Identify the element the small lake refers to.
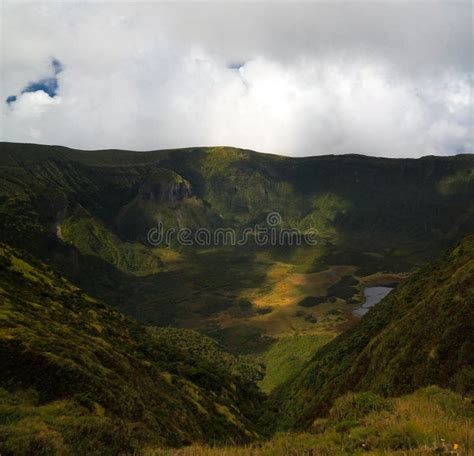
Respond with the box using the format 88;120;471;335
353;286;393;317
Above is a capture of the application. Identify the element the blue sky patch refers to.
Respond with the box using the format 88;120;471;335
6;58;63;106
52;58;63;75
227;62;245;70
21;77;59;97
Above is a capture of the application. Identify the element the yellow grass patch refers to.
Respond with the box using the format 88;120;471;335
243;262;354;309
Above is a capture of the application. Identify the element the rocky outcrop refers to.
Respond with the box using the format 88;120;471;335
138;169;192;203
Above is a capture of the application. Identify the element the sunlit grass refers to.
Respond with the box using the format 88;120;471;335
258;334;334;393
146;387;474;456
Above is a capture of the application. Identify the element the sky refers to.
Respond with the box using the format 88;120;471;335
0;1;472;157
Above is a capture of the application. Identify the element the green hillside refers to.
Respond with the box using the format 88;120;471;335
0;244;264;454
2;142;473;249
1;237;472;454
1;141;473;355
1;241;472;454
0;142;473;454
271;235;474;430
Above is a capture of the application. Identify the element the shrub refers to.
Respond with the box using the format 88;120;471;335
379;423;426;450
329;391;392;422
298;296;326;308
0;426;65;456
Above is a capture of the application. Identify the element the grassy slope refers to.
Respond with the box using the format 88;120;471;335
271;235;474;430
60;215;166;276
148;387;474;455
258;334;334;394
1;241;472;454
0;244;264;454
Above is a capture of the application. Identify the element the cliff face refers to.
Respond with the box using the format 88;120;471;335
1;142;473;251
137;169;192;203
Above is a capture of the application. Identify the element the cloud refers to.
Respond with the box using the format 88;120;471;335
0;1;472;157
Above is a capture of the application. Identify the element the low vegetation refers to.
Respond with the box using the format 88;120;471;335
146;387;473;455
0;244;264;454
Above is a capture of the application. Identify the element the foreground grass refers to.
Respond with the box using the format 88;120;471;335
147;387;473;455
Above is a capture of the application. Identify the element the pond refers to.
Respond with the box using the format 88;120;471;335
353;286;393;317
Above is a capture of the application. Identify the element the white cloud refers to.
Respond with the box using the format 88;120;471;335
0;1;472;157
8;91;61;117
